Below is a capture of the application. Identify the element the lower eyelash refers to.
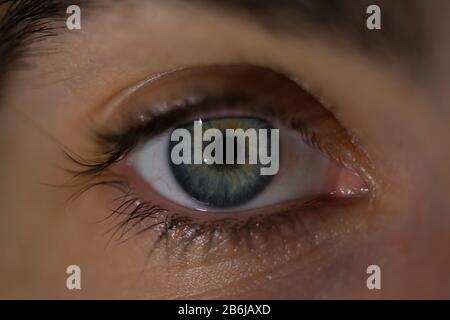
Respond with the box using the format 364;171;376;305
61;140;369;268
59;129;339;259
61;156;300;259
81;176;248;255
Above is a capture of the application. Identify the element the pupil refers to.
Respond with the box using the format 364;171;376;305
169;117;273;208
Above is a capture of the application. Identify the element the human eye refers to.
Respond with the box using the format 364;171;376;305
67;64;374;259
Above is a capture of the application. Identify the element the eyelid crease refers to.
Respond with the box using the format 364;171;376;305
97;91;318;152
92;64;321;127
88;64;344;164
93;65;197;125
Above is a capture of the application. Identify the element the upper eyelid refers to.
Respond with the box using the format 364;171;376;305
91;97;321;173
92;64;327;135
87;92;313;178
101;92;297;146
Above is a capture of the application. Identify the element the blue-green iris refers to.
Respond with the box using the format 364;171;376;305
169;117;273;208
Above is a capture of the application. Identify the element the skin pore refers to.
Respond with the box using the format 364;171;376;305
0;0;450;299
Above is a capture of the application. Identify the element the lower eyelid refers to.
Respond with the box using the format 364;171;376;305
104;147;370;240
63;150;372;269
90;172;371;268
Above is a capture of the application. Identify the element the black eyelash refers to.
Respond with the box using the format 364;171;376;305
99;183;320;261
62;92;334;258
84;91;325;160
102;186;353;264
63;93;256;179
62;90;323;187
62;156;314;262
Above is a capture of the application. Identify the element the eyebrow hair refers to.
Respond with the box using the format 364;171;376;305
0;0;429;83
0;0;85;83
202;0;428;68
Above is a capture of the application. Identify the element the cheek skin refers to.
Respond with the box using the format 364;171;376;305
0;110;78;298
0;108;158;298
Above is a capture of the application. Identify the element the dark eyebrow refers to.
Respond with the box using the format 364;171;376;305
201;0;428;70
0;0;429;83
0;0;86;84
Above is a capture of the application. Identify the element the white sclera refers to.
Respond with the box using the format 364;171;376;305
133;126;336;212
